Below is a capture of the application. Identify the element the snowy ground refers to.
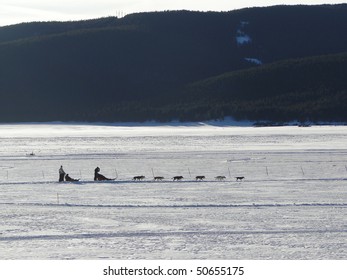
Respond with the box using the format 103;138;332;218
0;123;346;259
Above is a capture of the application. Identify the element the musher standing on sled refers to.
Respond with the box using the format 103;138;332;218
59;165;66;182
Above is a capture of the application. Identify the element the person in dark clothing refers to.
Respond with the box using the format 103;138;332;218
94;167;100;181
94;167;114;181
65;174;79;182
59;165;65;182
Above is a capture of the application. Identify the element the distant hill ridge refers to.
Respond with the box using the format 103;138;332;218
1;4;347;122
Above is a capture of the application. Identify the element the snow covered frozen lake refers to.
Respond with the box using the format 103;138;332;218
0;123;346;259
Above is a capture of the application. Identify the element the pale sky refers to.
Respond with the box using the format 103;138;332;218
0;0;344;27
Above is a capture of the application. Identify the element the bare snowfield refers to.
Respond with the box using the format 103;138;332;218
0;123;346;259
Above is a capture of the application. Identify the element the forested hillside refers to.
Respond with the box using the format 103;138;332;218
1;5;347;123
174;53;347;122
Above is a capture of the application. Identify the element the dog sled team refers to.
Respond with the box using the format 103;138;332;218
59;165;115;182
134;175;245;182
58;165;244;183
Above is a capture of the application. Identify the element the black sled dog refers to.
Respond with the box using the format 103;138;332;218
172;176;184;181
133;175;145;181
195;176;205;181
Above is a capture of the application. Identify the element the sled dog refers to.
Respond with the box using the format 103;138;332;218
154;176;164;181
173;176;184;181
215;176;226;181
